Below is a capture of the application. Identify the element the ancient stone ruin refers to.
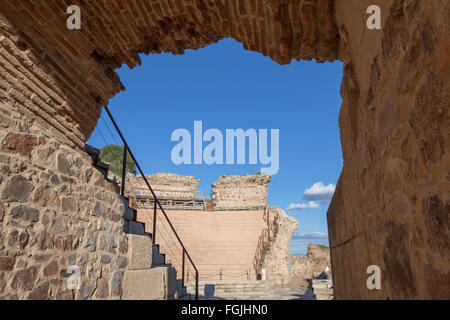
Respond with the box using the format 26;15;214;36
129;173;289;282
0;1;448;300
128;172;304;298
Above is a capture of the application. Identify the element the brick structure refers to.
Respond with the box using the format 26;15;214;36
129;173;200;200
211;174;271;210
0;1;448;299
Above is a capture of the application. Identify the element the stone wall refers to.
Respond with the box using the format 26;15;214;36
211;174;271;209
328;0;450;299
290;244;331;288
0;100;129;300
261;206;298;286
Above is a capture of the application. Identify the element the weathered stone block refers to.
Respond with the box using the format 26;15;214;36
82;231;97;252
10;205;40;222
50;217;68;233
100;255;111;264
122;267;171;300
126;234;152;270
33;185;60;207
61;197;77;212
54;235;74;251
1;132;37;156
98;234;117;253
1;175;34;202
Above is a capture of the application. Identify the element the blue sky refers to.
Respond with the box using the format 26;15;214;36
88;38;343;254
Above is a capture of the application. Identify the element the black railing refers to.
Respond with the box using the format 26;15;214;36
104;106;199;300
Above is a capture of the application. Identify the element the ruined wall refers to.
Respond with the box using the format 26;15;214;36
290;244;331;288
128;173;200;200
0;0;448;300
0;100;129;299
211;174;271;209
261;206;298;286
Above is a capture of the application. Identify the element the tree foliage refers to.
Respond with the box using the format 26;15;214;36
99;144;136;177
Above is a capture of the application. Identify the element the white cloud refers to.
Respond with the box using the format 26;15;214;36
286;201;320;211
292;232;328;239
302;182;336;202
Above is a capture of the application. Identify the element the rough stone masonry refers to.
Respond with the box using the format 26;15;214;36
0;0;448;299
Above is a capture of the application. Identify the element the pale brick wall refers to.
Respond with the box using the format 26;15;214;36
127;173;200;200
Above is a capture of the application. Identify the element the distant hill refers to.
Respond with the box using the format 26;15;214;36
99;144;136;177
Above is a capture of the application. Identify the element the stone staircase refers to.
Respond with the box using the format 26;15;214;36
121;199;190;300
84;145;190;300
185;280;268;298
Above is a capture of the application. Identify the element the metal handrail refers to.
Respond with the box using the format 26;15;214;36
104;106;199;300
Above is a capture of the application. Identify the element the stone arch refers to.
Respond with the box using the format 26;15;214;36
0;0;339;147
0;0;448;299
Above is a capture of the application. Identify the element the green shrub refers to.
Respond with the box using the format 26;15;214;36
99;144;136;177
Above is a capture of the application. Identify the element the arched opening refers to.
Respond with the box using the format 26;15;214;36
87;37;343;298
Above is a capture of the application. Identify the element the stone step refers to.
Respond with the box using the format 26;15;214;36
123;206;136;221
188;283;267;287
313;288;334;300
125;220;148;236
185;285;267;290
185;284;267;289
212;291;267;298
151;244;167;266
127;234;153;270
176;279;188;299
185;281;267;295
